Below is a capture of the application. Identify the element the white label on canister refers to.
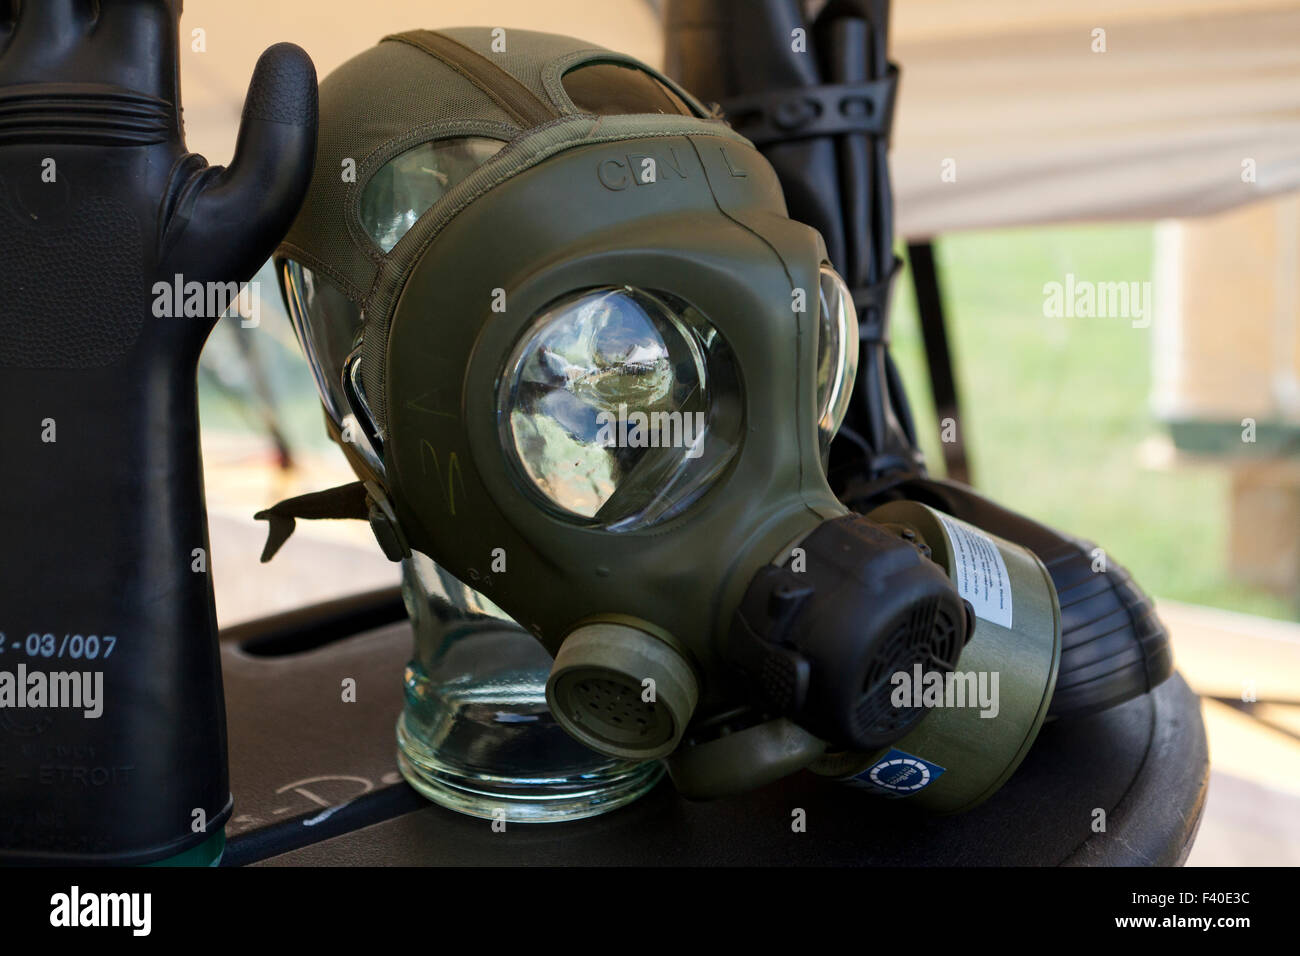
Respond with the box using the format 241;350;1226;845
936;512;1013;629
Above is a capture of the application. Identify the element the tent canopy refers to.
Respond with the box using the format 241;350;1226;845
177;0;1300;236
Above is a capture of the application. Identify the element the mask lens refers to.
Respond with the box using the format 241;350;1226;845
281;260;384;474
359;136;505;253
499;287;742;531
816;265;859;451
281;259;363;429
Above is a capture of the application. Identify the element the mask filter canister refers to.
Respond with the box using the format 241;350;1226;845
811;501;1062;813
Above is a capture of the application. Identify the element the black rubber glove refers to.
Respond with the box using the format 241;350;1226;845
0;0;317;863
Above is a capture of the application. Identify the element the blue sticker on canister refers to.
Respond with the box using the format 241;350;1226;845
853;748;946;798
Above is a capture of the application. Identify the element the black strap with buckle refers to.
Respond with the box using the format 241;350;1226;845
720;67;898;148
854;255;903;345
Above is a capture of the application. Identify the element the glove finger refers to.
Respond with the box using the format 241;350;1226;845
89;0;180;101
2;0;96;74
168;42;318;282
12;0;96;33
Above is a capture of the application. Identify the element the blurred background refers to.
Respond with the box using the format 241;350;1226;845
181;0;1300;864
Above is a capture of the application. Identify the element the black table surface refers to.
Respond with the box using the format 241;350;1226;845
218;589;1209;866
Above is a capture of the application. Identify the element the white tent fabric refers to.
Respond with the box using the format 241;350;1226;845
177;0;1300;236
888;0;1300;236
177;1;662;165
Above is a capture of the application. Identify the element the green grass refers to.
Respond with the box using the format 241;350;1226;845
889;225;1297;621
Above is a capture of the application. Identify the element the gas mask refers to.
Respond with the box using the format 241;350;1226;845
264;27;1059;802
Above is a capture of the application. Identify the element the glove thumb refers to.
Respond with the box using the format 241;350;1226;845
169;42;318;283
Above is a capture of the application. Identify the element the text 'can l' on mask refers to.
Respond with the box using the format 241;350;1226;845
267;28;986;799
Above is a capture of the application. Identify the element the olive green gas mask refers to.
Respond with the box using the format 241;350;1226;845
266;28;1056;800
